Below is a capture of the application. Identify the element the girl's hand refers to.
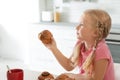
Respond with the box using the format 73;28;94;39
38;30;57;51
44;37;57;51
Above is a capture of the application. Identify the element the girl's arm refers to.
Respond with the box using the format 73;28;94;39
51;46;75;71
92;59;108;80
44;37;76;71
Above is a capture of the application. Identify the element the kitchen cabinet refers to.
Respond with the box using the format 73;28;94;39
28;24;77;71
28;23;80;74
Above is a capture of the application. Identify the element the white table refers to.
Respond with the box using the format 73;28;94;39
0;69;41;80
24;70;40;80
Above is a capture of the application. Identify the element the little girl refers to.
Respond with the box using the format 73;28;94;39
41;9;115;80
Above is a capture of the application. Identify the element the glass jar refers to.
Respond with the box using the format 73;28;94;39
54;7;60;22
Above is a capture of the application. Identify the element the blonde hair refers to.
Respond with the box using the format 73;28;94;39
84;9;111;39
71;9;111;76
82;9;111;75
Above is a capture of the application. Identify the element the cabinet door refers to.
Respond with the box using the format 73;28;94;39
28;24;79;74
28;24;76;62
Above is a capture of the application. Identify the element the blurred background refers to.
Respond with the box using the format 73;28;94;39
0;0;120;75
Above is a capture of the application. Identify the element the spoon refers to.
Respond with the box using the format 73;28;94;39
6;65;12;73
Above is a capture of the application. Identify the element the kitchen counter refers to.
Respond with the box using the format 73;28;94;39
38;22;120;27
37;22;120;33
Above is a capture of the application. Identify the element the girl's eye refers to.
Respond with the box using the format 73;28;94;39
76;23;84;30
79;23;84;27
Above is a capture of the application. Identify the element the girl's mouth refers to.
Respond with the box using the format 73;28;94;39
77;32;80;35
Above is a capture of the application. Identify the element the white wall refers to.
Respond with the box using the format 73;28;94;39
68;1;120;24
98;0;120;24
41;0;120;24
0;0;39;64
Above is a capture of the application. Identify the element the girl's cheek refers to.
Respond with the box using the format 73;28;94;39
79;28;83;34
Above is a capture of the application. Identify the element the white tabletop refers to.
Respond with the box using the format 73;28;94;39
0;69;40;80
24;70;40;80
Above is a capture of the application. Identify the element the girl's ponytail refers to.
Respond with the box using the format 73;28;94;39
82;40;98;75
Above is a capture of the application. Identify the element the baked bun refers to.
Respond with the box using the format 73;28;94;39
55;74;69;80
38;71;54;80
38;30;53;44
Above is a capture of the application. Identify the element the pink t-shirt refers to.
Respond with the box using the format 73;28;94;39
78;39;115;80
